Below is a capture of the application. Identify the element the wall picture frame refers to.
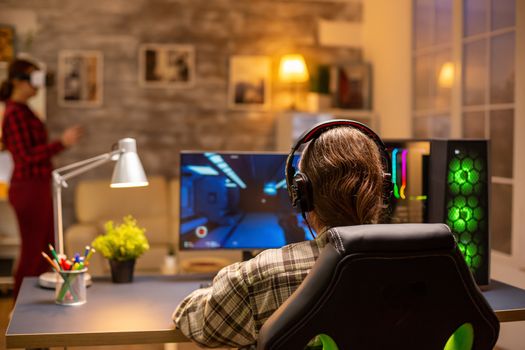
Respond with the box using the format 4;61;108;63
228;55;271;110
331;62;371;110
0;61;7;80
138;44;195;88
57;50;103;108
0;24;15;62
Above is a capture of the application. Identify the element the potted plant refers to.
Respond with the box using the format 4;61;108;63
92;215;150;283
161;244;178;275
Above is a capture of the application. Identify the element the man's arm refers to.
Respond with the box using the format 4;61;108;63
173;262;257;348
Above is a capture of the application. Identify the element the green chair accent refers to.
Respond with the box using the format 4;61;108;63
444;323;474;350
318;334;339;350
305;334;339;350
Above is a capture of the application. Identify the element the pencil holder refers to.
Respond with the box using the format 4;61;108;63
55;268;87;306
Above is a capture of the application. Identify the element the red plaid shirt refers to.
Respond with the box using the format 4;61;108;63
1;100;64;181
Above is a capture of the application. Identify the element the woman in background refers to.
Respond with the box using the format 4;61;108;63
0;58;82;299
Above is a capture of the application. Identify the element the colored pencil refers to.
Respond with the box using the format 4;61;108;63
41;252;61;272
48;244;61;266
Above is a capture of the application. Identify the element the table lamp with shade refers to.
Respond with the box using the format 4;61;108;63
39;138;149;288
279;54;310;110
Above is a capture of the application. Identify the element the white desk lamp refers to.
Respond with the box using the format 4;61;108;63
39;138;149;288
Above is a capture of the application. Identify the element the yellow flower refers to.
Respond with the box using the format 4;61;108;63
92;215;149;261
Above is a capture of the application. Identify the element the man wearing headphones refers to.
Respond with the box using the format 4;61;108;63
173;120;389;349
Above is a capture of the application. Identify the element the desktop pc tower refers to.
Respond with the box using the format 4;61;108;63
386;139;490;285
428;140;490;286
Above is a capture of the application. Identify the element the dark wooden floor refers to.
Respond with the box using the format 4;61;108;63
0;293;13;350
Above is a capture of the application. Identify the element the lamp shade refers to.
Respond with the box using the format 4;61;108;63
438;62;455;88
110;138;149;188
279;54;309;83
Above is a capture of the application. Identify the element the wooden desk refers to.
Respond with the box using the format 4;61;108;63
6;277;525;348
481;280;525;322
6;275;206;348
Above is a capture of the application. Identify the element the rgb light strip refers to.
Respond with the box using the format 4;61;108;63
400;149;408;199
392;149;399;199
391;148;408;200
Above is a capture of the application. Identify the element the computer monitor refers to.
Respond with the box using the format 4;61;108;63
179;151;310;250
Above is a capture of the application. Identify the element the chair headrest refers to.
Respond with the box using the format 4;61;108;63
327;223;455;255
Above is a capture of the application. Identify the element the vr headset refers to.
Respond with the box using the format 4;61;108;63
13;71;52;88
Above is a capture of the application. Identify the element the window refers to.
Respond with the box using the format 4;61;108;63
412;0;516;254
412;0;453;138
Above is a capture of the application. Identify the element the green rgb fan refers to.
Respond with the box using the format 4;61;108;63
446;149;487;273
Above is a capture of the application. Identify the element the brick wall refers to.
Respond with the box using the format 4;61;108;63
2;0;362;226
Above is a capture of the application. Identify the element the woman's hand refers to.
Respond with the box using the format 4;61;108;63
61;125;84;147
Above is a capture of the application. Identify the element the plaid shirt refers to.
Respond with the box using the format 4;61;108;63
1;100;64;181
173;232;329;349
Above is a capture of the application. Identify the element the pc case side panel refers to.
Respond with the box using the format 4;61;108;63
448;140;490;285
428;140;448;224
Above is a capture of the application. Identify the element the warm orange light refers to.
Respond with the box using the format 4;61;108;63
279;54;309;83
0;182;7;200
438;62;455;88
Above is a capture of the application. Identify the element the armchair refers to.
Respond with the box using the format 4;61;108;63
257;224;499;350
65;176;170;276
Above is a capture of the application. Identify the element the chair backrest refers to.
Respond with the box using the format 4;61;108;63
70;175;171;273
257;224;499;350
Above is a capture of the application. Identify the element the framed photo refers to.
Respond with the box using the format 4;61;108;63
0;60;7;85
228;55;271;110
139;44;195;88
331;63;371;110
0;24;15;62
58;50;103;108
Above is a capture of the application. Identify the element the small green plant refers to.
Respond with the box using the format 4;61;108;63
92;215;150;261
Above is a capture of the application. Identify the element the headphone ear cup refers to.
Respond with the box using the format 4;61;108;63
292;172;314;213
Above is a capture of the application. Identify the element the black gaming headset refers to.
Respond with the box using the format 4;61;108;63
285;119;392;216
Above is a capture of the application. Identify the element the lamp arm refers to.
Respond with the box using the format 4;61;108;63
54;152;113;174
52;149;121;255
59;156;112;183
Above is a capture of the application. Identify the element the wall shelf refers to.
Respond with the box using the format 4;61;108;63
275;110;379;152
